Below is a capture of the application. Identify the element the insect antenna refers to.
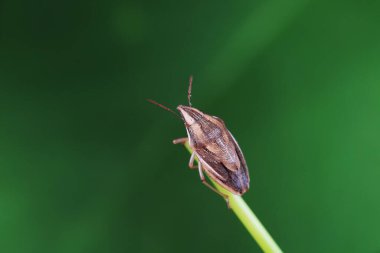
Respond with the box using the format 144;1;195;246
188;75;193;107
146;99;181;119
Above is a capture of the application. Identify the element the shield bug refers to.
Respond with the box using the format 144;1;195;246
147;76;250;207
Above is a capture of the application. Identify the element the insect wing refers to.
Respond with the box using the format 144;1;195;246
195;131;249;195
228;131;250;187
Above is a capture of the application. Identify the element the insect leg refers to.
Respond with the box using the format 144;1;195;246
198;162;230;208
188;152;197;169
173;137;188;145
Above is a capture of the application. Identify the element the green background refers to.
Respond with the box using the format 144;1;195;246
1;0;380;252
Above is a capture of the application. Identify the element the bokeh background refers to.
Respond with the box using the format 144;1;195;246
1;0;380;252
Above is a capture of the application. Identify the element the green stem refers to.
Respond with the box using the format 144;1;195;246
184;143;283;253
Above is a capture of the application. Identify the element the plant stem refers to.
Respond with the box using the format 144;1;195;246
184;143;283;253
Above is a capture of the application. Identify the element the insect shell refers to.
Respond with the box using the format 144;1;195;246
176;105;250;196
148;76;250;204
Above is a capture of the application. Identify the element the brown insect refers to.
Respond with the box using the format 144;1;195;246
147;76;250;206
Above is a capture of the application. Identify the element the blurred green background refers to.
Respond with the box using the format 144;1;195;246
1;0;380;252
